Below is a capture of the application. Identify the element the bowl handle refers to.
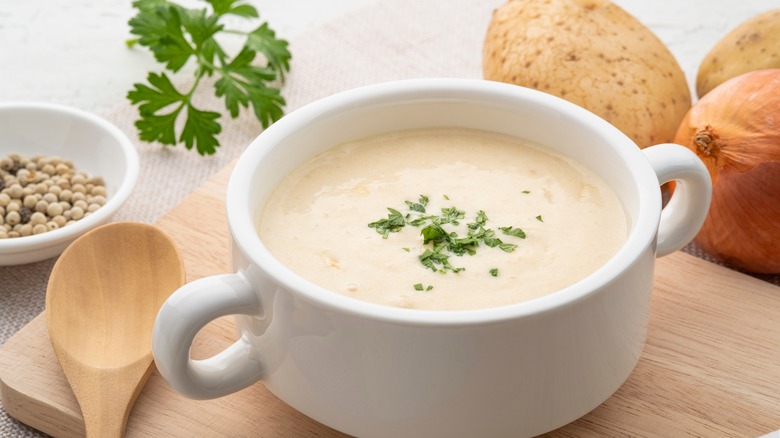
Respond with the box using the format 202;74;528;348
152;272;264;400
643;143;712;258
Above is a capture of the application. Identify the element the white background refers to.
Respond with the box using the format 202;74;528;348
1;1;778;114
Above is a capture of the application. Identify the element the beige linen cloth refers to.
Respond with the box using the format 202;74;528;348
1;0;777;436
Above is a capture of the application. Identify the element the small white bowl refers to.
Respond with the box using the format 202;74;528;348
0;102;139;265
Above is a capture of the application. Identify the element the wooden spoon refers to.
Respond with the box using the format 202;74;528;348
45;222;185;437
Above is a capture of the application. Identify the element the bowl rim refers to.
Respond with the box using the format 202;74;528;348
0;102;139;255
227;78;662;326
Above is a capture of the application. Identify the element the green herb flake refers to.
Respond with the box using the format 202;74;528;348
536;215;544;222
368;208;406;238
419;248;464;273
521;190;530;194
440;207;465;225
499;226;526;239
413;283;424;291
420;222;448;245
405;195;429;213
490;268;498;277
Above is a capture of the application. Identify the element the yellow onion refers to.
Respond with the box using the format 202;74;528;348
673;69;780;273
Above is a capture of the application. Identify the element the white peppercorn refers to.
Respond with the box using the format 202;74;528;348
55;163;70;176
90;186;107;197
0;153;108;239
59;189;73;202
0;158;13;171
42;193;58;204
52;215;67;228
8;184;23;198
6;210;21;226
71;174;86;185
70;206;85;220
56;178;70;190
47;202;64;217
35;200;48;213
23;195;38;209
16;169;31;185
30;212;46;225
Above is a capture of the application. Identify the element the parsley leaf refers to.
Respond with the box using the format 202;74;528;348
180;104;222;155
127;0;291;155
246;22;292;81
368;208;406;238
499;226;527;239
405;195;429;213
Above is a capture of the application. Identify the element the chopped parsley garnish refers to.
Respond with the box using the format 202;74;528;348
413;283;434;291
536;215;544;222
367;208;405;238
500;226;527;239
368;195;533;284
440;206;465;225
405;195;429;213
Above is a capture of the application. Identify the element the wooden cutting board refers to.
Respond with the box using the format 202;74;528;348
1;162;779;437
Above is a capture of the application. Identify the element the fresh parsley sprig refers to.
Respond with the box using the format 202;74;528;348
126;0;291;155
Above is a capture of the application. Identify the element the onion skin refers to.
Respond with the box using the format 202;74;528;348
673;69;780;274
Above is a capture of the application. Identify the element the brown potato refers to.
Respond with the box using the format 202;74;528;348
696;9;780;98
483;0;691;149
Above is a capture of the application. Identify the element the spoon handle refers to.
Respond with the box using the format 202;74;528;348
69;361;155;438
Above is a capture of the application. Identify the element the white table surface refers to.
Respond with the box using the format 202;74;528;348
1;0;778;114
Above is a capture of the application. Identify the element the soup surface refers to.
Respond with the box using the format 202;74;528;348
258;128;627;310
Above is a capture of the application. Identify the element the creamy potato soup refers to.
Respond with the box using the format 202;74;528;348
257;128;627;310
